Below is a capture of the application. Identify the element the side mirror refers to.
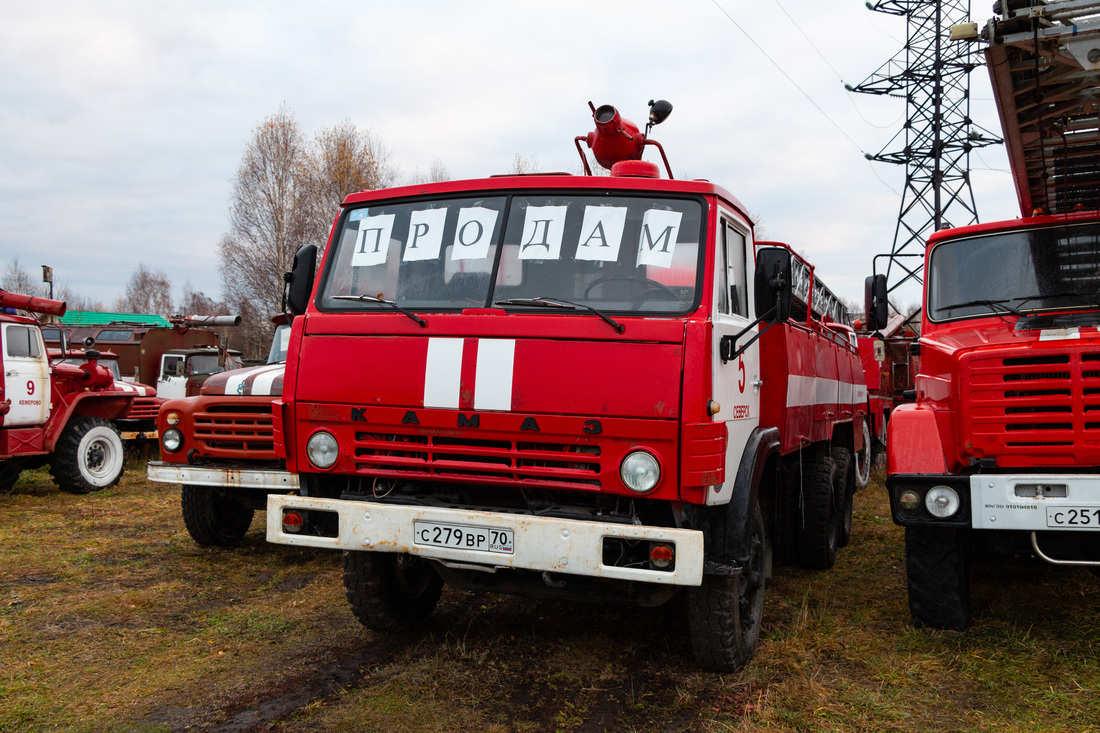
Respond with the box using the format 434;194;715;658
754;247;792;323
285;244;318;316
864;274;888;331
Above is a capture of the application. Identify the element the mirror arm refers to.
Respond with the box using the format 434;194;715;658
720;305;779;363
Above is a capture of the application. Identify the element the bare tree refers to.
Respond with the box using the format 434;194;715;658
218;107;313;354
2;259;45;298
301;120;396;247
407;159;451;185
115;263;174;315
509;154;540;174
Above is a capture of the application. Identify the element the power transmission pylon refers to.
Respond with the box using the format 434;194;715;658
849;0;1001;304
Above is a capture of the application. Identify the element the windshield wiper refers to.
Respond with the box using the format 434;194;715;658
331;294;427;328
939;298;1023;317
494;297;625;334
1015;291;1100;310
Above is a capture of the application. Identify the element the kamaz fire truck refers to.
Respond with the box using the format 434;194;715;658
0;290;134;493
878;2;1100;629
265;101;866;671
146;316;297;546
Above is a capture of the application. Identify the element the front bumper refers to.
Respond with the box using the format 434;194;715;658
888;472;1100;532
266;494;704;586
147;461;299;490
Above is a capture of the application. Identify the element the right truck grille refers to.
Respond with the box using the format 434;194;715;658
963;349;1100;466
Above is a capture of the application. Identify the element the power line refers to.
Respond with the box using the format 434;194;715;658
709;0;867;156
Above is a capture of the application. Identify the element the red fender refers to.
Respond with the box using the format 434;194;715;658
886;402;947;474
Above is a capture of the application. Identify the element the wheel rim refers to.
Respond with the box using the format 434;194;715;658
84;436;118;481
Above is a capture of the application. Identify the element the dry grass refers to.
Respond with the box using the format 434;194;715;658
2;463;1099;732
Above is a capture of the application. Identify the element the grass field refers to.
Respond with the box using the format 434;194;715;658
2;461;1099;732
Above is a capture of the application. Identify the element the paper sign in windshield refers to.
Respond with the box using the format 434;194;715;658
518;206;568;260
403;208;448;262
452;207;498;261
637;210;682;269
575;206;627;262
351;214;395;268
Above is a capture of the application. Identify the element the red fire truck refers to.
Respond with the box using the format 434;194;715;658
264;102;866;671
0;290;134;492
879;4;1100;629
145;316;297;546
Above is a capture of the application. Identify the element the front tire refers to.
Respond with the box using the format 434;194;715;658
687;499;767;673
180;484;255;546
0;461;23;492
831;446;855;548
50;417;124;494
342;551;444;632
905;526;970;630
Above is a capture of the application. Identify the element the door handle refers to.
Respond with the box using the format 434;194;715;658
5;370;17;377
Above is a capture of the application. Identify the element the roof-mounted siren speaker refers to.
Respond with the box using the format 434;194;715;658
575;100;674;178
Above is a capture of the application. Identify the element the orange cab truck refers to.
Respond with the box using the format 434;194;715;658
146;316;297;546
264;102;866;671
0;290;134;492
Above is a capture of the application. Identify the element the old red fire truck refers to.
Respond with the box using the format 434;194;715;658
265;101;866;671
879;3;1100;629
146;316;297;546
0;290;134;492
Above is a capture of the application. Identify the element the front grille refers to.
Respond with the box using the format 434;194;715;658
193;402;275;457
353;431;602;488
125;396;161;420
963;347;1100;464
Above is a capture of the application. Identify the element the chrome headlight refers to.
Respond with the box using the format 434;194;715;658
925;485;960;518
306;431;339;469
620;451;661;493
161;428;183;453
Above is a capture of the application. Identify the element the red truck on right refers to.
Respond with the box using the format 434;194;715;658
881;1;1100;629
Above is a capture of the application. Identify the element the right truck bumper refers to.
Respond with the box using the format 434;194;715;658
971;474;1100;531
266;494;705;586
146;461;299;490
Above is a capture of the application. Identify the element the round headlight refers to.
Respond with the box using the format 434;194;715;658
161;428;183;453
306;431;339;469
925;485;960;518
165;411;181;426
620;451;661;493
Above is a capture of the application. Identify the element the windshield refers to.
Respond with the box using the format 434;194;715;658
318;193;704;315
927;222;1100;322
187;354;224;376
61;357;121;380
267;323;291;364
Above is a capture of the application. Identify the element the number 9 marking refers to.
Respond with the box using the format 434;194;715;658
26;380;34;396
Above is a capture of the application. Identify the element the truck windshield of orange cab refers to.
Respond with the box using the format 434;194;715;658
927;221;1100;323
318;193;704;316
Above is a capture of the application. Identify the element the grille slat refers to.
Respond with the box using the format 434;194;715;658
353;431;602;488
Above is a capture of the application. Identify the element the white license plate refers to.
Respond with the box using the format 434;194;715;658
413;521;514;554
1046;506;1100;529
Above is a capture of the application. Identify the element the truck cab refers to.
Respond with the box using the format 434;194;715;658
156;347;243;400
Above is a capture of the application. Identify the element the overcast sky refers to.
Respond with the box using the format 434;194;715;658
0;0;1017;312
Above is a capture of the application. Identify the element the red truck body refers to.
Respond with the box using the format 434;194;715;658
0;290;134;492
262;104;866;671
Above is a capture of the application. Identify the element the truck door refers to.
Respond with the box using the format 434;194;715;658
156;353;187;400
708;215;760;505
2;323;50;427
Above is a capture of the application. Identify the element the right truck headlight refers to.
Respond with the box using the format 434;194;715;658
925;485;960;518
620;450;661;493
161;428;183;453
